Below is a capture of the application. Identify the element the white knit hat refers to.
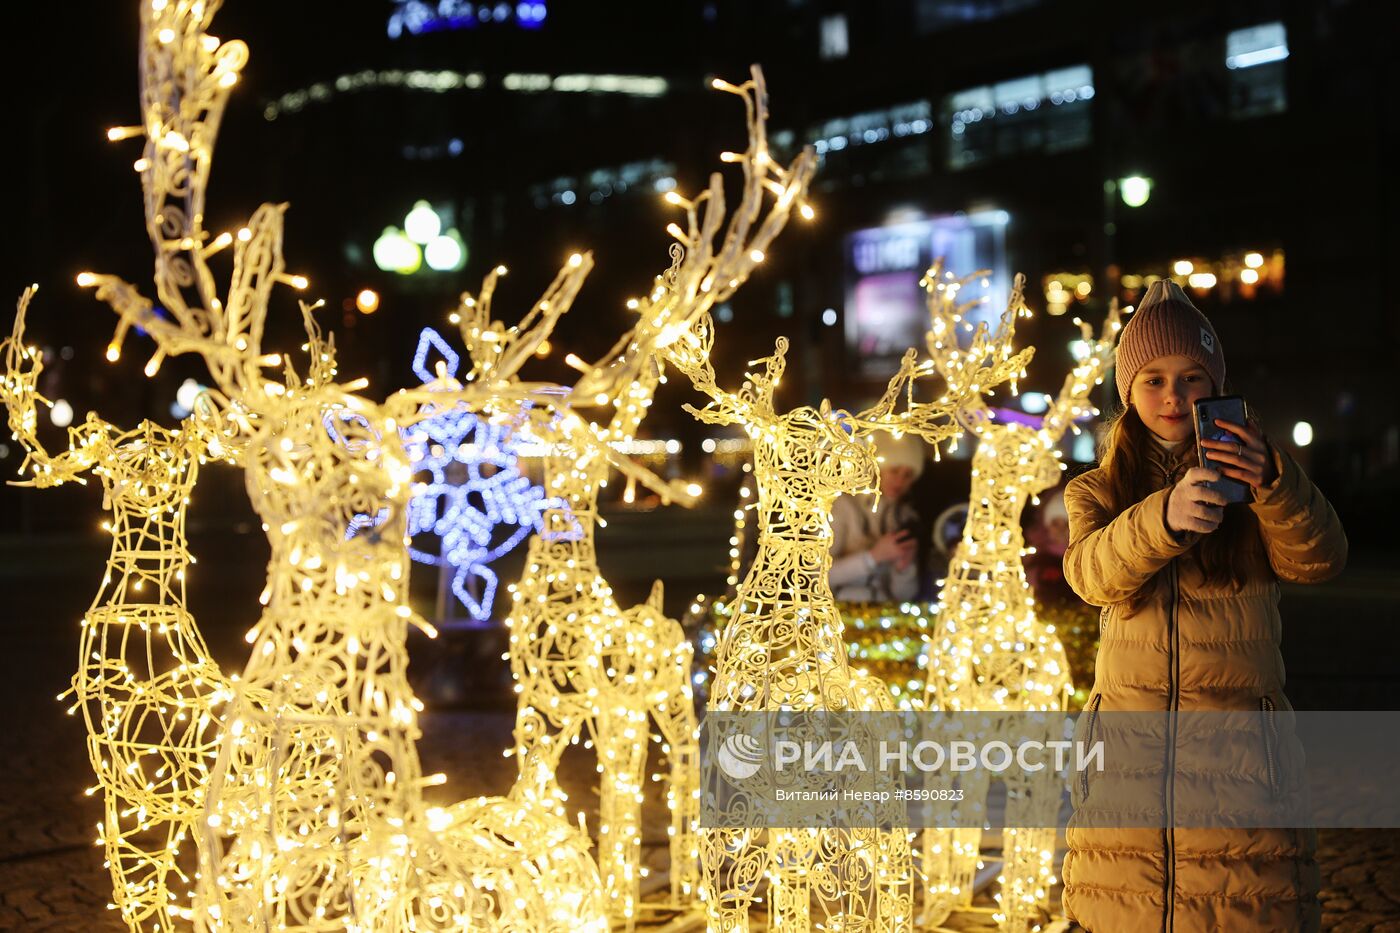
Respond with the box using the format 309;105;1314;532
872;432;925;477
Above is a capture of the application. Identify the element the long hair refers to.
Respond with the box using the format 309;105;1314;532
1096;405;1257;612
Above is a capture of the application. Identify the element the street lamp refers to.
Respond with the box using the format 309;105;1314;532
375;204;467;275
373;227;421;275
1118;175;1152;208
404;200;442;244
424;229;467;272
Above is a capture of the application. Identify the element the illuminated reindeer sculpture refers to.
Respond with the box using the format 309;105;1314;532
452;271;702;929
660;297;1030;931
917;267;1120;931
79;1;609;929
454;68;816;927
0;288;236;931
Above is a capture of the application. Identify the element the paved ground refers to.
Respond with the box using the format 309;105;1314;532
2;532;1398;929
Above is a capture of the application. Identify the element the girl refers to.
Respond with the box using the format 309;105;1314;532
1060;279;1346;932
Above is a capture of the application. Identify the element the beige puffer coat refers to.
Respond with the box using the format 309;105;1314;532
1060;439;1347;932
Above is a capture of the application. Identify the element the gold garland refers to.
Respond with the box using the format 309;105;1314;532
692;598;1098;711
692;597;935;711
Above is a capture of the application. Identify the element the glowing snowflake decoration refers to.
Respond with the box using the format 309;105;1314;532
402;328;563;620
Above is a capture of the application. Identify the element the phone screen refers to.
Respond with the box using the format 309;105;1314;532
1192;395;1250;504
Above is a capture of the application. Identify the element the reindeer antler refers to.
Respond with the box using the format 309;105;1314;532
88;5;298;405
457;254;594;388
263;297;340;395
0;289;101;487
918;262;1034;432
844;266;1035;448
1039;300;1122;444
383;256;591;431
574;66;816;408
661;310;761;429
601;443;698;508
134;0;248;340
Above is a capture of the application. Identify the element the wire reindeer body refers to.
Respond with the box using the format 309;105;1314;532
414;240;701;932
916;267;1121;931
189;364;605;932
76;2;609;929
661;300;1032;930
1;290;235;931
439;67;819;927
506;409;682;925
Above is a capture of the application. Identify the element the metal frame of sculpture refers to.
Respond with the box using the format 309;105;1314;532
1;288;235;931
917;265;1120;931
659;289;1031;930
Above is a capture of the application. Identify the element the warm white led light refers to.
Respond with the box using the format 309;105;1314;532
662;248;1032;929
919;266;1121;931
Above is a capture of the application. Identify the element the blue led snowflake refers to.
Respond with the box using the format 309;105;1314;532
400;328;564;621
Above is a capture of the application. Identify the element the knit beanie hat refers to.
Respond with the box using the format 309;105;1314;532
1115;279;1226;405
873;431;925;478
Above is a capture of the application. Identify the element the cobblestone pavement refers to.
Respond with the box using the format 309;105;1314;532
3;546;1399;930
6;689;1400;930
1317;831;1400;932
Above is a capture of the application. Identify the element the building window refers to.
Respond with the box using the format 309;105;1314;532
1226;22;1288;119
819;14;849;60
944;65;1093;169
527;158;675;209
775;281;795;318
804;101;934;185
809;101;934;155
915;0;1043;34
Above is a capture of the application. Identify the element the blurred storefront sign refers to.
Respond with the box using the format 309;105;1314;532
843;211;1010;378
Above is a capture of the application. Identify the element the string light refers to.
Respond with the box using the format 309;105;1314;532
486;68;818;924
917;265;1121;930
661;246;1030;929
77;3;607;928
695;597;936;710
1;287;235;929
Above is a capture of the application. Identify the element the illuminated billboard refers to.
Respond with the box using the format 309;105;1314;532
844;211;1010;378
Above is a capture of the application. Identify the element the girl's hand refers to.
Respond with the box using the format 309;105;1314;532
1200;419;1278;489
1167;467;1229;534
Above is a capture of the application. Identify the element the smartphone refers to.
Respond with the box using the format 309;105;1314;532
1192;395;1250;504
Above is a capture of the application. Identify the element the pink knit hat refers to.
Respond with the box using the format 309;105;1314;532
1115;279;1225;405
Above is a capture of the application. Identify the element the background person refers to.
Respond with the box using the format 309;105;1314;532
1025;488;1076;605
829;432;926;602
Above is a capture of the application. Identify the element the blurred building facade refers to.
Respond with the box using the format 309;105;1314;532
3;0;1393;538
